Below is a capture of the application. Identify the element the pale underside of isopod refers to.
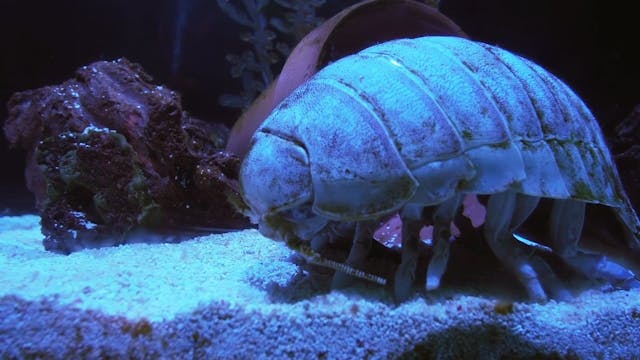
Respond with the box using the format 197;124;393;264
240;36;640;301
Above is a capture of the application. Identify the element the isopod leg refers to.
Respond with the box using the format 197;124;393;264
549;199;640;289
332;219;377;289
426;194;463;291
394;205;424;302
484;191;547;302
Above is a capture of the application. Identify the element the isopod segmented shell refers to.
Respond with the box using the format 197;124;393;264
242;36;639;242
240;35;640;301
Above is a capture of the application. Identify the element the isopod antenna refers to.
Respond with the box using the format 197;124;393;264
286;235;387;286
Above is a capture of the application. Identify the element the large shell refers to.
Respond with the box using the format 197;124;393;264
226;0;467;158
242;36;639;240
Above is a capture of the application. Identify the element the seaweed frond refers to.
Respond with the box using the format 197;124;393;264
217;0;279;108
217;0;326;109
271;0;326;43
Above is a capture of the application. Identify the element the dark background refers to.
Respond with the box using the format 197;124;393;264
1;0;637;214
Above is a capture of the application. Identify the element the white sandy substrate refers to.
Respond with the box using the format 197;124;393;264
1;215;639;359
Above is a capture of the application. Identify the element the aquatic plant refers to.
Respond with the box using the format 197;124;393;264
217;0;325;109
270;0;326;43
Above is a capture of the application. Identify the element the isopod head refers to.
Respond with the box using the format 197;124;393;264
241;130;335;245
241;131;311;220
